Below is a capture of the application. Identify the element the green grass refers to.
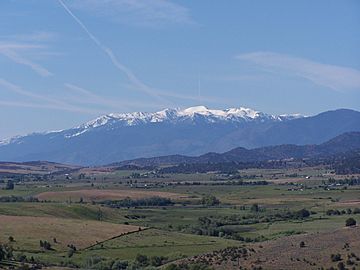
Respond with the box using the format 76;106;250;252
112;206;242;229
0;202;128;223
67;228;240;264
238;215;349;239
15;229;240;267
1;165;359;268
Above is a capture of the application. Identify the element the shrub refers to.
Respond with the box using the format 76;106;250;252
5;180;14;190
102;196;173;208
111;260;128;269
250;203;260;212
164;263;213;270
84;256;104;268
331;253;342;262
0;244;13;260
201;195;220;206
345;218;356;227
135;254;149;267
67;248;75;258
150;256;167;266
295;209;310;218
338;262;346;270
40;240;52;250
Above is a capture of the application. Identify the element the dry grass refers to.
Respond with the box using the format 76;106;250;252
0;215;141;251
210;226;360;269
36;188;188;202
337;200;360;206
0;161;79;175
245;196;316;205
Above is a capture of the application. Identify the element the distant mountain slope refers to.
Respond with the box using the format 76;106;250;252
0;161;80;175
253;109;360;146
116;132;360;167
0;107;359;165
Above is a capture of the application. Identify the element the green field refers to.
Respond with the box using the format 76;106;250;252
0;166;359;269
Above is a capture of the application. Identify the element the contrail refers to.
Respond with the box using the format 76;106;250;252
64;83;163;110
57;0;172;105
0;78;102;114
0;100;104;114
0;44;53;77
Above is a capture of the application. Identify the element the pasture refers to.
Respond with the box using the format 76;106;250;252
36;188;191;202
0;215;141;251
0;165;359;269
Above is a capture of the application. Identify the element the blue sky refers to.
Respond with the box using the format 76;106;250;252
0;0;360;139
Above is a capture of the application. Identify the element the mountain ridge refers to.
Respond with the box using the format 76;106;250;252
113;132;360;167
0;107;359;165
0;106;302;144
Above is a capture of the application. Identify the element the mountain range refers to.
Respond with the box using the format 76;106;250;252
1;106;360;165
115;132;360;167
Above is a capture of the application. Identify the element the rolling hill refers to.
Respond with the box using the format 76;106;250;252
115;132;360;167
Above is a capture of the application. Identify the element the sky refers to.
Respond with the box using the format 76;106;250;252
0;0;360;139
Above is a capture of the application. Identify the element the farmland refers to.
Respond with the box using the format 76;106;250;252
36;189;190;202
0;215;141;251
0;164;359;269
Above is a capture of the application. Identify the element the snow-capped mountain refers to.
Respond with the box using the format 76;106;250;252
0;107;359;165
1;106;301;143
61;106;302;139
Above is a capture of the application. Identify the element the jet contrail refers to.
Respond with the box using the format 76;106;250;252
0;100;104;114
0;46;52;77
0;78;102;114
64;83;162;110
57;0;172;105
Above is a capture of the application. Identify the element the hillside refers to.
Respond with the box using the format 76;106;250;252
116;132;360;167
0;161;80;175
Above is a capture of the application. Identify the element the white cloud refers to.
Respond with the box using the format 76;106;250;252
0;48;53;77
0;78;163;114
68;0;195;27
0;78;101;114
0;100;98;113
208;74;267;82
236;52;360;91
121;82;232;105
0;42;53;77
0;43;43;50
0;31;58;42
64;83;164;110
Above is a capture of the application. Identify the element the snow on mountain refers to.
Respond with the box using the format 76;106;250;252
62;106;303;138
0;108;358;166
0;106;304;144
0;135;22;146
81;105;279;129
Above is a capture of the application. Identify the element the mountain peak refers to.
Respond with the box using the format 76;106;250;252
67;105;305;137
178;106;262;119
0;108;358;165
181;105;209;114
0;106;305;144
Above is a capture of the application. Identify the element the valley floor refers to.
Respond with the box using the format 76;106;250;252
0;165;359;269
